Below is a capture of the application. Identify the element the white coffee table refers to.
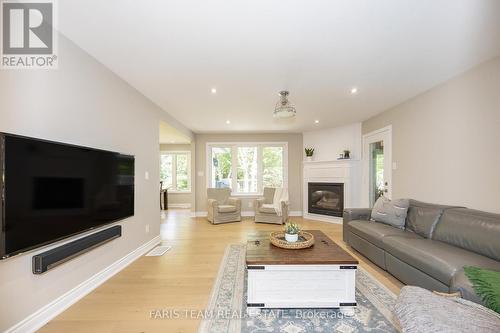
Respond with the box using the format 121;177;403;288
246;230;358;316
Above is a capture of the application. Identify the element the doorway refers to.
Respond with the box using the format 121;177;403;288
362;126;392;207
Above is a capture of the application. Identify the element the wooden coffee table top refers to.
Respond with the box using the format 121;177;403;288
246;230;358;265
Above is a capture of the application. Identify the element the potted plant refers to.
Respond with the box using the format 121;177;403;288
304;147;314;161
284;222;301;242
343;149;351;159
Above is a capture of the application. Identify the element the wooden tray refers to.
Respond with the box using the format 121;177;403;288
269;231;315;250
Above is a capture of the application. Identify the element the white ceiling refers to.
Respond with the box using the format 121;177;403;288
59;0;500;133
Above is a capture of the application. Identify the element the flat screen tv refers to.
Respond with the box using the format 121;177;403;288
0;133;135;259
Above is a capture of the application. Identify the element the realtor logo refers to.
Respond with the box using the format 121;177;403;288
1;0;58;69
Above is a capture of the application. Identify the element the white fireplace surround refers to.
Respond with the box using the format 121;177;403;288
303;160;362;223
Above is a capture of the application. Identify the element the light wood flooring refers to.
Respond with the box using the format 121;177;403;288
40;210;403;333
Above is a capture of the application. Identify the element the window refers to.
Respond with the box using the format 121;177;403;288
208;143;287;194
211;147;232;188
262;146;284;188
160;151;191;192
237;147;258;193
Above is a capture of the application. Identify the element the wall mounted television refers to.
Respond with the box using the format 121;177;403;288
0;133;135;259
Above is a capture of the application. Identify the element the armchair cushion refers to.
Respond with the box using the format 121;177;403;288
218;205;237;213
394;286;500;333
259;204;276;214
262;187;275;204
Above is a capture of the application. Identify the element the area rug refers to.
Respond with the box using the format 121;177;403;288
198;244;398;333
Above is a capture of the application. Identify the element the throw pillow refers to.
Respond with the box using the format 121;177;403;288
371;197;410;229
464;266;500;313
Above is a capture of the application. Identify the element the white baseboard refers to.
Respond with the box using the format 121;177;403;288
168;203;191;209
303;213;343;224
6;235;161;333
195;211;303;218
241;211;255;217
243;211;303;217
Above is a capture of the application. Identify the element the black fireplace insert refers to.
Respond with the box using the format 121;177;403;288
308;182;344;217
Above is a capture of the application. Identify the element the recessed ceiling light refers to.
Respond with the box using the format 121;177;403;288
225;120;231;124
211;88;217;94
314;120;320;124
350;87;358;95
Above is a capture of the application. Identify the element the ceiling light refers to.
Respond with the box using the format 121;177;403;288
350;87;358;95
211;88;217;94
314;120;320;124
225;120;231;124
273;91;296;118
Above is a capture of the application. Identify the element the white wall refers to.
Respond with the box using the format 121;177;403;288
363;56;500;213
0;35;189;331
302;124;363;216
303;123;362;161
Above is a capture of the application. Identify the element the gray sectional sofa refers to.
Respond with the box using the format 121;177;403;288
343;200;500;305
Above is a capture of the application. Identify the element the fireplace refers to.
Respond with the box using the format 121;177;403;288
308;182;344;217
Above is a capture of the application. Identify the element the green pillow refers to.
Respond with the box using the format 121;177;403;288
464;266;500;313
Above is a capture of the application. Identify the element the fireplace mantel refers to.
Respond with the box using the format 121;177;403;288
303;159;362;223
303;159;360;164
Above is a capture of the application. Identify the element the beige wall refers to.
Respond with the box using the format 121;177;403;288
0;36;189;331
160;143;196;210
195;133;303;213
363;56;500;214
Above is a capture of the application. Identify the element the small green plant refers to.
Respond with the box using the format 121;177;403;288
343;149;351;159
304;147;314;157
284;222;301;235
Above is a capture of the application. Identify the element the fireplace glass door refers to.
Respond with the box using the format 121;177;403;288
308;183;344;217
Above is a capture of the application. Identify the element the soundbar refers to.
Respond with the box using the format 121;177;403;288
32;225;122;274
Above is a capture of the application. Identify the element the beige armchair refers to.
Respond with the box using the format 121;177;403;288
254;187;289;224
207;188;241;224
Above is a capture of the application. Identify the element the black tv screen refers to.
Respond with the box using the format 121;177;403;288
0;133;135;259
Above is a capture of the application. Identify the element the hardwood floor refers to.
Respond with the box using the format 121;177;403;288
40;210;403;333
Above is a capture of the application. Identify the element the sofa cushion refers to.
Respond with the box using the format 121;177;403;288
259;204;276;214
433;208;500;261
371;197;409;229
406;200;456;238
382;236;500;286
348;220;420;248
218;205;237;213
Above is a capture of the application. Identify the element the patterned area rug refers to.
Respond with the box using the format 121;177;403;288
198;244;398;333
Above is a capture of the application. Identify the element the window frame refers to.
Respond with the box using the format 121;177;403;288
206;142;288;196
160;150;192;193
